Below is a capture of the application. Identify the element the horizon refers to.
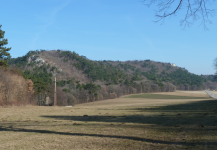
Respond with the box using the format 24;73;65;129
10;49;215;76
1;0;217;75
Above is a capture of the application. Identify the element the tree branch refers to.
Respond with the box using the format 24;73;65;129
143;0;216;29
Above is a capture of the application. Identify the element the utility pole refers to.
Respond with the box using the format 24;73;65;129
54;76;57;106
52;71;57;106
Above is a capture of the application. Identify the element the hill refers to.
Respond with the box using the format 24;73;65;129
8;50;217;105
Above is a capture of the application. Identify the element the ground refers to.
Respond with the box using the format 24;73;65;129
0;91;216;150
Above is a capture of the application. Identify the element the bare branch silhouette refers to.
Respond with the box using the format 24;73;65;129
143;0;216;29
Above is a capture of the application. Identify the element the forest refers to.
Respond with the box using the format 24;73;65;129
2;49;215;106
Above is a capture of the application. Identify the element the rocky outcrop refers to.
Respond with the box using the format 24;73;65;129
28;55;45;66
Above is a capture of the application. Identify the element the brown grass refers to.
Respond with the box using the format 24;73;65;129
210;91;217;95
154;90;210;97
0;91;216;150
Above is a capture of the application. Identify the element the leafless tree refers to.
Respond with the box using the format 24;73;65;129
214;57;217;74
143;0;216;29
49;86;68;106
0;67;33;105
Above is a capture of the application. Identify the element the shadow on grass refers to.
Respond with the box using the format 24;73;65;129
39;99;217;146
1;99;216;146
41;99;217;127
0;125;216;146
133;99;217;112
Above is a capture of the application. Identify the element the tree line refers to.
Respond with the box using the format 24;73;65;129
1;23;217;106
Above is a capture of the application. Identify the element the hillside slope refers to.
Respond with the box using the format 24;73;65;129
8;50;217;105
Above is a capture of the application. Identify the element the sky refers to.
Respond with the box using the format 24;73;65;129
1;0;217;75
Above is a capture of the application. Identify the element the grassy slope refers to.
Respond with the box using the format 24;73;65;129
125;93;210;99
0;91;216;150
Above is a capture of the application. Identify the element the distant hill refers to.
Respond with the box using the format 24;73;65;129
8;50;217;105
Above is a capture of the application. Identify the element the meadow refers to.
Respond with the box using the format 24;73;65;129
0;91;216;150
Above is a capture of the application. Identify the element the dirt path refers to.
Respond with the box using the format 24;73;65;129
205;90;217;98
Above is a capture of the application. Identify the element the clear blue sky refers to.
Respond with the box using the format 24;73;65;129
1;0;217;75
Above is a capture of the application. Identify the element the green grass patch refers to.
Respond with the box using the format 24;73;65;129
125;93;209;99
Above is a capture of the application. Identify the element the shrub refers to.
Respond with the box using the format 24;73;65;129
98;94;103;100
109;93;117;99
62;88;70;93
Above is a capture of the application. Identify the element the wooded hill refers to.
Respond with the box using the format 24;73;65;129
8;50;217;106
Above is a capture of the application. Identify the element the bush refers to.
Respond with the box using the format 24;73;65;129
62;88;70;93
98;94;103;100
109;93;117;99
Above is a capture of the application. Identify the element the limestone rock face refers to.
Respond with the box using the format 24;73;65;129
28;55;45;66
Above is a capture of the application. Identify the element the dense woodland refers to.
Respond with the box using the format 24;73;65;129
5;50;217;106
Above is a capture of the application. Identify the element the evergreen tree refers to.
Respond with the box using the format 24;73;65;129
0;25;11;68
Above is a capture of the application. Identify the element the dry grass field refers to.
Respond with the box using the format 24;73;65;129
0;91;217;150
210;91;217;96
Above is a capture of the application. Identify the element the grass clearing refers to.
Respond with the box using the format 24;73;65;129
124;93;210;99
0;91;216;149
210;91;217;96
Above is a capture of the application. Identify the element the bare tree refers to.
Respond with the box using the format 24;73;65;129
143;0;216;29
214;57;217;74
0;67;32;105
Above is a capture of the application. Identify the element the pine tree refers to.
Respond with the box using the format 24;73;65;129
0;25;11;68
